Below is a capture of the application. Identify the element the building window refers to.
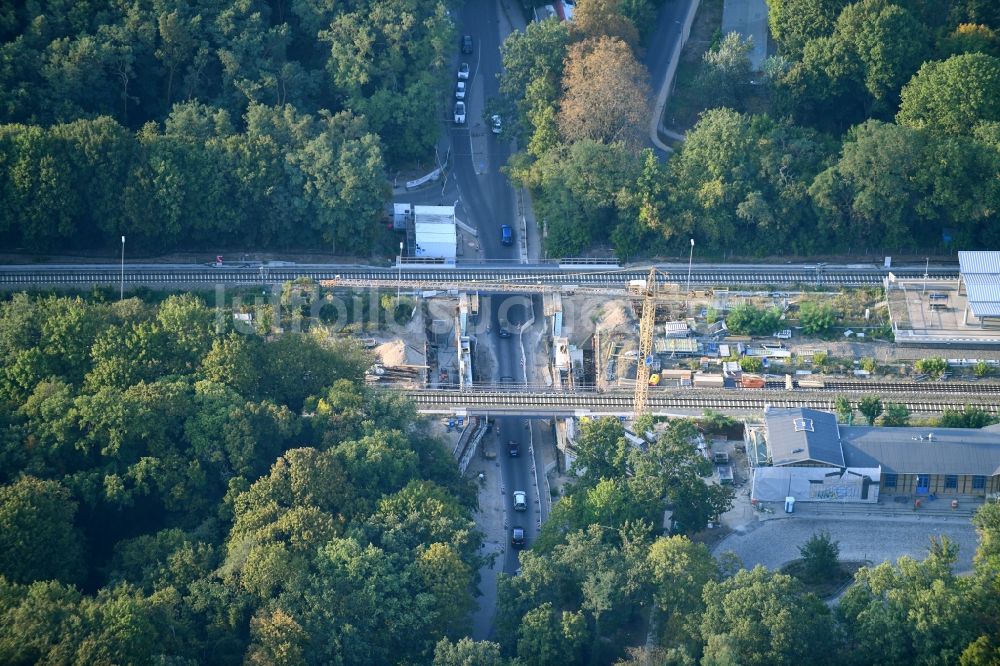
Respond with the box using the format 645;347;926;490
883;474;897;488
973;476;986;490
945;475;957;489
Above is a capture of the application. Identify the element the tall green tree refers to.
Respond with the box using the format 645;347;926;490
798;530;840;582
839;538;977;666
517;602;588;666
897;53;1000;135
647;536;718;651
701;566;839;666
768;0;849;59
858;395;884;425
701;32;754;109
0;476;85;584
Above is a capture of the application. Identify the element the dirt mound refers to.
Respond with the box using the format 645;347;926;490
374;339;406;366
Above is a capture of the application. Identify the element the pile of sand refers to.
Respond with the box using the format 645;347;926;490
597;300;630;333
374;339;406;367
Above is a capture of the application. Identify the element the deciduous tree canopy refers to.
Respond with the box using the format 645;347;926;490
0;291;477;664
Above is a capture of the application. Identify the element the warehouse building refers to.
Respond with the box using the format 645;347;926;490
747;407;1000;503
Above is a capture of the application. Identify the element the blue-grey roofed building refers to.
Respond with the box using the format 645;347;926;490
762;407;844;467
842;425;1000;496
747;407;1000;503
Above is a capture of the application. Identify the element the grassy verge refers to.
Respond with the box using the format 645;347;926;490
662;0;723;131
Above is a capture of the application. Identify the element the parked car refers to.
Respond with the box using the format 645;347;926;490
455;81;466;100
511;526;525;547
491;114;502;134
509;440;519;457
513;491;527;511
458;62;470;79
462;35;473;54
501;224;513;246
454;101;466;124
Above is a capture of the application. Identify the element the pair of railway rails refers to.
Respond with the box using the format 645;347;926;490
0;264;959;288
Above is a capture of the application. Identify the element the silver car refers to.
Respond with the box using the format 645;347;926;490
454;101;466;124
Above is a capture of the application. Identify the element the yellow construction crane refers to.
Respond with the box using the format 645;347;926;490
633;267;657;420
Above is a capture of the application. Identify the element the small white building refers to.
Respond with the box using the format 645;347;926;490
414;205;457;260
664;321;689;338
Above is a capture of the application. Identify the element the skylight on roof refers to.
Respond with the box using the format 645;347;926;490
793;418;814;432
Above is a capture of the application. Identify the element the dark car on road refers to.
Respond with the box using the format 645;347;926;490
509;440;519;457
511;526;525;548
501;224;513;246
462;35;473;54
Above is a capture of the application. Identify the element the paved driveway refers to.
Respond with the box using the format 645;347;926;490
714;517;979;573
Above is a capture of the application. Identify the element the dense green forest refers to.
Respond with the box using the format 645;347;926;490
0;291;480;663
502;0;1000;258
0;0;453;253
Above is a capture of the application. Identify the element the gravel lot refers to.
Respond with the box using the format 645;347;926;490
714;517;980;573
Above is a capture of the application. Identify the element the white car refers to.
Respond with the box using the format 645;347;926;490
454;101;466;124
458;62;470;80
513;490;527;511
491;114;502;134
455;81;466;100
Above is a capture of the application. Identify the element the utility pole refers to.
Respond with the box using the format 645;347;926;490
120;235;125;300
686;238;695;294
922;257;929;294
397;241;403;301
634;267;657;420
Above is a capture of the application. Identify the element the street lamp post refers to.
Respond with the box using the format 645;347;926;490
923;257;929;294
397;241;403;301
120;235;125;300
686;238;695;295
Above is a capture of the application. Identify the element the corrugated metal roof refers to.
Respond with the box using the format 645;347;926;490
969;302;1000;318
959;251;1000;317
764;408;844;467
959;251;1000;275
962;273;1000;287
842;426;1000;476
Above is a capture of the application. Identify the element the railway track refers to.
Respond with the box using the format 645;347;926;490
0;263;959;289
405;388;999;415
765;380;1000;395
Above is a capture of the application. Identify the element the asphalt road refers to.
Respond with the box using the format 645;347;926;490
488;297;541;574
642;0;697;155
715;517;979;574
452;0;518;261
452;0;536;575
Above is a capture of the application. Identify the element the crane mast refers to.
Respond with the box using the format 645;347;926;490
633;267;657;420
